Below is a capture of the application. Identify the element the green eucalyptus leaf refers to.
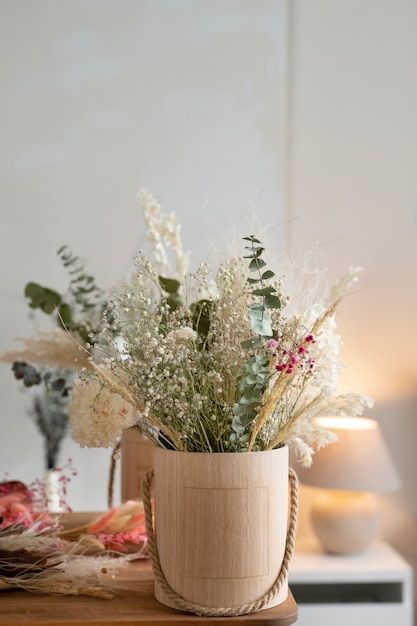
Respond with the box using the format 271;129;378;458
58;303;73;328
235;402;250;413
233;407;258;423
57;244;69;256
250;317;273;337
249;258;266;272
243;248;265;260
264;294;281;309
233;403;249;417
250;286;276;296
159;276;181;294
231;420;246;434
245;363;268;377
62;255;79;268
75;284;96;295
245;360;267;374
248;308;263;321
24;283;62;314
261;270;275;280
76;326;90;344
240;385;263;398
244;245;264;255
244;374;265;386
246;355;267;370
243;236;262;243
238;393;261;407
191;299;215;338
241;337;261;350
165;292;183;311
71;274;91;284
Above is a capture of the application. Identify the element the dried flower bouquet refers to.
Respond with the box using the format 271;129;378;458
70;192;373;466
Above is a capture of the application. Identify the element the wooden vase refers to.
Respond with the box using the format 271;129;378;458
121;428;155;501
153;446;289;611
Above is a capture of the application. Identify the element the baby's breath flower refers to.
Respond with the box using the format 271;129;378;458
166;327;197;344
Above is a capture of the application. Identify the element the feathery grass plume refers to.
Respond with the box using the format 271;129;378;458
0;520;143;597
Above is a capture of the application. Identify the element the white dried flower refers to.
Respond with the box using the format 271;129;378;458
167;327;197;344
138;189;190;281
70;373;138;448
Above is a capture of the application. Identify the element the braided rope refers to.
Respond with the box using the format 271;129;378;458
143;465;299;617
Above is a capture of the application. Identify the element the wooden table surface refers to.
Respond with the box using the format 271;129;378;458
0;559;298;626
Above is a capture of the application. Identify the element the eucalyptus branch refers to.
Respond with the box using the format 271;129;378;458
58;246;104;313
231;236;282;448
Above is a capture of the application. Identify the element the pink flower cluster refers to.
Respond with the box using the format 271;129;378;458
0;480;53;529
0;480;31;526
266;334;316;375
85;500;148;553
0;461;76;530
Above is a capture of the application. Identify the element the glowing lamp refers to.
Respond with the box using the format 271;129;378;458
295;416;400;554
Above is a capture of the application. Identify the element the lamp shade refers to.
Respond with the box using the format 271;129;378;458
296;416;401;493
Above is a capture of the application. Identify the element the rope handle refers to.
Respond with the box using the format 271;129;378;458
143;466;299;617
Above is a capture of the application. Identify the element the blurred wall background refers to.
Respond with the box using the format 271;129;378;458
0;0;416;609
288;0;417;612
0;0;288;507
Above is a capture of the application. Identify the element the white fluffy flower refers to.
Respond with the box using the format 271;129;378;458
139;189;190;280
325;266;362;307
70;375;138;448
167;327;197;344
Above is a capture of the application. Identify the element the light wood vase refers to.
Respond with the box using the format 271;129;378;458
153;446;289;611
121;428;155;501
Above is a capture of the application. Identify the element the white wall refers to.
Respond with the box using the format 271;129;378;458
288;0;417;612
0;1;288;510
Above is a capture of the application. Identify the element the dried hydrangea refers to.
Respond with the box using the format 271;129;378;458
70;369;138;448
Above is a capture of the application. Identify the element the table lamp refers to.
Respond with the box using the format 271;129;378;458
295;416;401;554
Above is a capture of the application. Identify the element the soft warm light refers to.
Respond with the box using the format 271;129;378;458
296;416;400;493
314;416;377;431
310;490;380;554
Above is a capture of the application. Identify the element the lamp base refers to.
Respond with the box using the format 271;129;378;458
311;490;380;554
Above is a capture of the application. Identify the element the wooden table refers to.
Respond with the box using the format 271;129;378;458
0;559;298;626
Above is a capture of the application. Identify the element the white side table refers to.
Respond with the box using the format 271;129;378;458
289;537;414;626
